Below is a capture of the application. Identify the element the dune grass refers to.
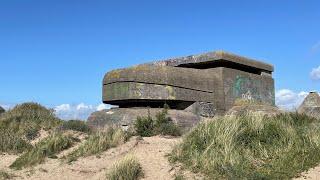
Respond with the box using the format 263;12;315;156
66;127;128;162
0;103;61;141
0;103;63;154
170;112;320;179
106;155;143;180
10;133;75;169
0;129;32;154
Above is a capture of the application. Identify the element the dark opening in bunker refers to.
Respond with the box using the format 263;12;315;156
103;100;195;110
176;59;271;75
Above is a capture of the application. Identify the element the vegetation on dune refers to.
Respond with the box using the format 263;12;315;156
66;127;128;162
10;133;75;169
0;170;14;180
0;103;61;141
107;155;143;180
173;174;186;180
134;106;181;137
170;112;320;179
0;129;32;154
58;120;91;133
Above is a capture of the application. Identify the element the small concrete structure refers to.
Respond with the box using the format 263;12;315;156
298;91;320;119
103;51;275;116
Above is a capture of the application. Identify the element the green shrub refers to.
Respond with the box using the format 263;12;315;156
134;107;181;137
135;114;154;137
66;127;128;162
0;103;61;140
170;113;320;179
107;155;143;180
58;120;91;133
10;133;74;169
0;129;32;154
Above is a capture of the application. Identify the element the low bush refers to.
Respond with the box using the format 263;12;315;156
66;127;128;162
0;129;32;154
134;107;181;137
135;114;154;137
107;155;143;180
170;113;320;179
58;120;91;133
10;133;75;169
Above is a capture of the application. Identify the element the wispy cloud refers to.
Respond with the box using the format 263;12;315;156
275;89;308;110
0;102;113;120
310;66;320;81
0;103;14;110
54;103;113;120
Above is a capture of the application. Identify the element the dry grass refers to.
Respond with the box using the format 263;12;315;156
10;133;75;170
170;112;320;179
106;155;143;180
0;129;32;154
66;127;128;162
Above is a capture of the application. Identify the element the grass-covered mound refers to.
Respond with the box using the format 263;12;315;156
10;133;75;169
170;113;320;179
0;103;62;154
0;103;61;140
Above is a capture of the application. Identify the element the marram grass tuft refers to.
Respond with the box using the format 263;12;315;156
170;112;320;179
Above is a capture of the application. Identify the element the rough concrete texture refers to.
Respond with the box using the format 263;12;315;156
100;51;275;129
226;104;282;117
87;108;201;132
298;92;320;119
103;51;275;115
0;106;5;115
150;51;274;72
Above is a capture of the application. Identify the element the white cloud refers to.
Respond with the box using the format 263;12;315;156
76;103;93;110
0;103;14;110
54;103;112;120
275;89;308;110
96;103;113;111
55;104;71;111
311;66;320;80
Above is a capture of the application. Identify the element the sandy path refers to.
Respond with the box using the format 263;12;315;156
295;165;320;180
0;136;183;180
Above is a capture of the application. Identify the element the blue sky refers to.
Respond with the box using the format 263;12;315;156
0;0;320;119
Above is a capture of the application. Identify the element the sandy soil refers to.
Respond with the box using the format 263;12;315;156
0;136;198;180
295;166;320;180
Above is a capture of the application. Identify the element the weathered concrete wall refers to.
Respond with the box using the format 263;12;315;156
222;68;275;111
103;82;213;102
102;51;275;115
151;51;274;73
103;65;216;107
87;108;201;132
104;65;214;92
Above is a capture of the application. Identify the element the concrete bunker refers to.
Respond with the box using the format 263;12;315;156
102;51;275;116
